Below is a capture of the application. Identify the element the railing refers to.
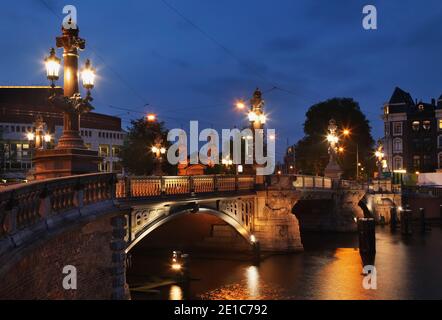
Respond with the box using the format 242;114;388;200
0;173;115;241
116;175;257;199
292;175;332;189
402;185;442;198
339;179;369;190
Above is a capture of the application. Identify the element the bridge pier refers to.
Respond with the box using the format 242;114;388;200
253;190;303;252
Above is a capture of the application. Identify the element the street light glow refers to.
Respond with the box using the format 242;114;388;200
147;114;157;122
160;147;167;154
151;146;159;153
27;132;35;141
236;100;246;110
248;111;257;122
45;48;61;82
342;129;351;136
81;59;96;90
44;134;51;143
326;134;339;144
259;114;267;124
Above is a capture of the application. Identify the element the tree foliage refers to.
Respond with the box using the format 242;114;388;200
120;118;176;175
295;98;375;179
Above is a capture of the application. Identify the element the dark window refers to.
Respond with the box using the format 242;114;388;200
413;156;421;170
423;121;431;130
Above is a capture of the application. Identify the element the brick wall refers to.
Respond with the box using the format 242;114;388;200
0;215;117;300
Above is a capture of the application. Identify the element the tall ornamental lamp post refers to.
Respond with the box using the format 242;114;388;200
33;25;101;180
375;139;385;179
246;88;267;185
324;119;343;179
151;138;167;176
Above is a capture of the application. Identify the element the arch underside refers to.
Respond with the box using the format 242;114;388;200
126;207;253;253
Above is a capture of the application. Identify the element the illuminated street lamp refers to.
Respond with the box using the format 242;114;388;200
45;48;61;88
26;132;35;141
375;139;385;178
236;99;246;110
151;139;167;176
43;26;96;150
324;119;343;179
81;59;96;101
248;88;267;129
147;113;157;122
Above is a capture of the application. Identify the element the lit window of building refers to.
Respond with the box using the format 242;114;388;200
412;121;419;131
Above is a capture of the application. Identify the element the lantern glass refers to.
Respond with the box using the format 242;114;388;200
81;59;96;89
45;48;61;81
248;111;257;122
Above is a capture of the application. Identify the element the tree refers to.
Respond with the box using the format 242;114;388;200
295;98;375;179
120;118;176;175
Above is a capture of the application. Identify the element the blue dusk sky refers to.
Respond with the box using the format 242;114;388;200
1;0;442;159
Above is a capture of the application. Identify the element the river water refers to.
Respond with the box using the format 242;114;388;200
128;226;442;300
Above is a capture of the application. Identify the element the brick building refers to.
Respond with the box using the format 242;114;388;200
0;86;125;178
382;87;442;173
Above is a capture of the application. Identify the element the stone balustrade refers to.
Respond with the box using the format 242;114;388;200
116;175;257;199
0;173;116;243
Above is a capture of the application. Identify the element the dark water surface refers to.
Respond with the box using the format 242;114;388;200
128;227;442;300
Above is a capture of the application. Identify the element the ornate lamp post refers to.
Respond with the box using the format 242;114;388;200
33;25;100;180
324;119;343;179
375;139;385;178
248;88;267;130
151;139;167;176
244;89;267;184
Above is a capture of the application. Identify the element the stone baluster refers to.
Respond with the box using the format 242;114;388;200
4;194;18;236
38;187;52;219
73;179;84;209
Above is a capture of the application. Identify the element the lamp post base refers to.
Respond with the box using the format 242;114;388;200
324;160;343;179
33;148;101;180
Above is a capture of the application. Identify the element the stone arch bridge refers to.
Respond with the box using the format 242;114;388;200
0;173;400;299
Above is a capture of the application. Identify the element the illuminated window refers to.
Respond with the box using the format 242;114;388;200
99;145;109;157
412;121;419;131
438;119;442;130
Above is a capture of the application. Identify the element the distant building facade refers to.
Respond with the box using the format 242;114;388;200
382;87;442;173
0;86;125;178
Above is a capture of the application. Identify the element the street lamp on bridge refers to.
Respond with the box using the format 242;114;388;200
151;139;167;176
33;24;101;180
375;139;385;178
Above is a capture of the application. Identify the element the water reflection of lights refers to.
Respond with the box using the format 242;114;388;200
246;266;260;298
169;285;183;300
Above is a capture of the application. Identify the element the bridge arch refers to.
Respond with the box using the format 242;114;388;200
125;207;254;253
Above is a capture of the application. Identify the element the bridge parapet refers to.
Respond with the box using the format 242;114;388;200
116;175;256;199
0;173;116;248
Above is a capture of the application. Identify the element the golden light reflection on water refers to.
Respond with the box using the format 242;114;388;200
169;285;183;300
317;248;371;300
246;266;260;298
